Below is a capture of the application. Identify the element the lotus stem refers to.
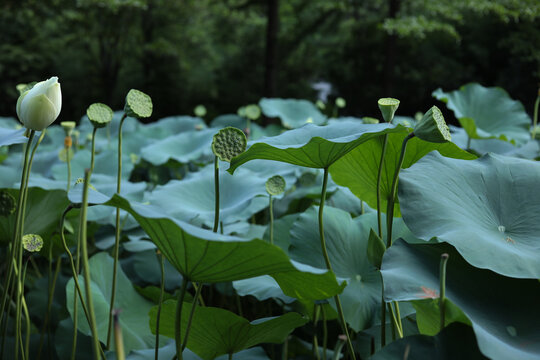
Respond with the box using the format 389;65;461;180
532;94;539;139
322;305;328;360
319;168;356;360
175;277;189;360
269;194;274;245
155;251;165;360
108;113;127;348
181;283;202;350
213;156;220;233
376;134;389;238
113;310;125;360
312;305;321;360
439;253;449;332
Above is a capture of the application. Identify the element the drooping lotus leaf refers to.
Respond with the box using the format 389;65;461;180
150;300;306;360
259;98;326;128
381;240;540;360
228;122;407;173
66;252;155;353
399;152;540;278
147;164;268;227
233;275;295;304
433;83;531;145
371;322;487;360
102;194;345;300
330;131;475;216
289;206;417;331
0;127;27;147
140;128;215;165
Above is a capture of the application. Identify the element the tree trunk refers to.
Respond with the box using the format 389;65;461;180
264;0;279;98
383;0;401;96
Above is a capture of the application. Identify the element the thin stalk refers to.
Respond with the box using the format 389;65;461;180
90;127;97;173
181;283;202;350
191;283;205;307
321;305;328;360
312;305;321;360
37;255;62;358
213;156;219;233
155;252;165;360
113;311;125;360
80;169;101;360
21;260;30;360
269;194;274;245
319;168;356;360
393;301;403;336
380;289;386;347
282;336;289;360
228;353;233;360
439;253;449;332
466;136;471;150
532;95;540;139
107;113;127;348
388;303;403;338
376;134;389;238
175;277;189;360
385;133;414;248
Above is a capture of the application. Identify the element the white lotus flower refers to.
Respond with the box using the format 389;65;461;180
16;77;62;131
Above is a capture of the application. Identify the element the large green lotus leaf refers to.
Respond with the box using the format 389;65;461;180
66;252;155;353
259;98;326;128
233;275;295;304
150;300;306;360
51;148;134;181
0;128;27;147
210;114;272;140
140;128;215;165
381;240;540;360
147;164;268;226
139;115;206;139
399;152;540;278
289;206;417;331
103;194;345;300
329;131;475;217
0;187;69;249
228;122;406;173
371;322;487;360
433;83;531;145
0;165;20;188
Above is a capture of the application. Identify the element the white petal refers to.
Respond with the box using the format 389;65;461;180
20;94;58;131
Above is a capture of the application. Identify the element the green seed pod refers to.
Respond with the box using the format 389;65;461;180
194;105;207;117
266;175;286;196
245;104;261;120
413;106;451;143
124;89;153;119
22;234;43;252
377;97;400;123
87;103;113;128
60;121;76;136
362;117;380;124
211;127;247;162
0;191;16;216
335;97;346;108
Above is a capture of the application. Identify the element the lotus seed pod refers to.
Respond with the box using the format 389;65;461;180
413;106;451;143
377;98;400;123
194;105;207;117
0;191;16;216
266;175;286;196
316;100;326;110
335;97;346;108
22;234;43;252
87;103;113;128
124;89;153;119
61;121;76;136
244;104;261;120
237;106;246;117
211;127;247;162
362;117;380;124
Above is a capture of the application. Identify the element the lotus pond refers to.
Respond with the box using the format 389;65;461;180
0;81;539;360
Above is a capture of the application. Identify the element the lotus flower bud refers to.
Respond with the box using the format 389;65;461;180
413;106;451;143
16;77;62;131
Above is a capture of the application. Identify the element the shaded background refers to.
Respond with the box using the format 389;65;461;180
1;0;539;123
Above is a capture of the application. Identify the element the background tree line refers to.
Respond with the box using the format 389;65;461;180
1;0;538;123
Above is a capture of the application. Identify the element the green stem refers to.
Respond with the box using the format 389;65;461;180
107;113;127;348
228;353;233;360
90;127;97;173
388;302;403;338
394;301;403;336
269;195;274;245
466;136;471;150
376;134;389;238
80;169;101;360
319;168;356;360
380;288;386;347
532;95;540;139
155;252;165;360
67;144;72;191
21;261;30;360
321;305;328;360
213;156;219;233
385;133;414;248
312;305;320;360
175;277;189;360
181;283;202;350
439;253;449;332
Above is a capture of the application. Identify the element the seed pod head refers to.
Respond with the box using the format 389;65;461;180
266;175;286;196
22;234;43;252
377;98;400;123
244;104;261;120
87;103;113;128
194;105;207;117
61;121;76;136
413;106;451;143
211;127;247;162
335;97;346;108
124;89;153;119
0;191;16;216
